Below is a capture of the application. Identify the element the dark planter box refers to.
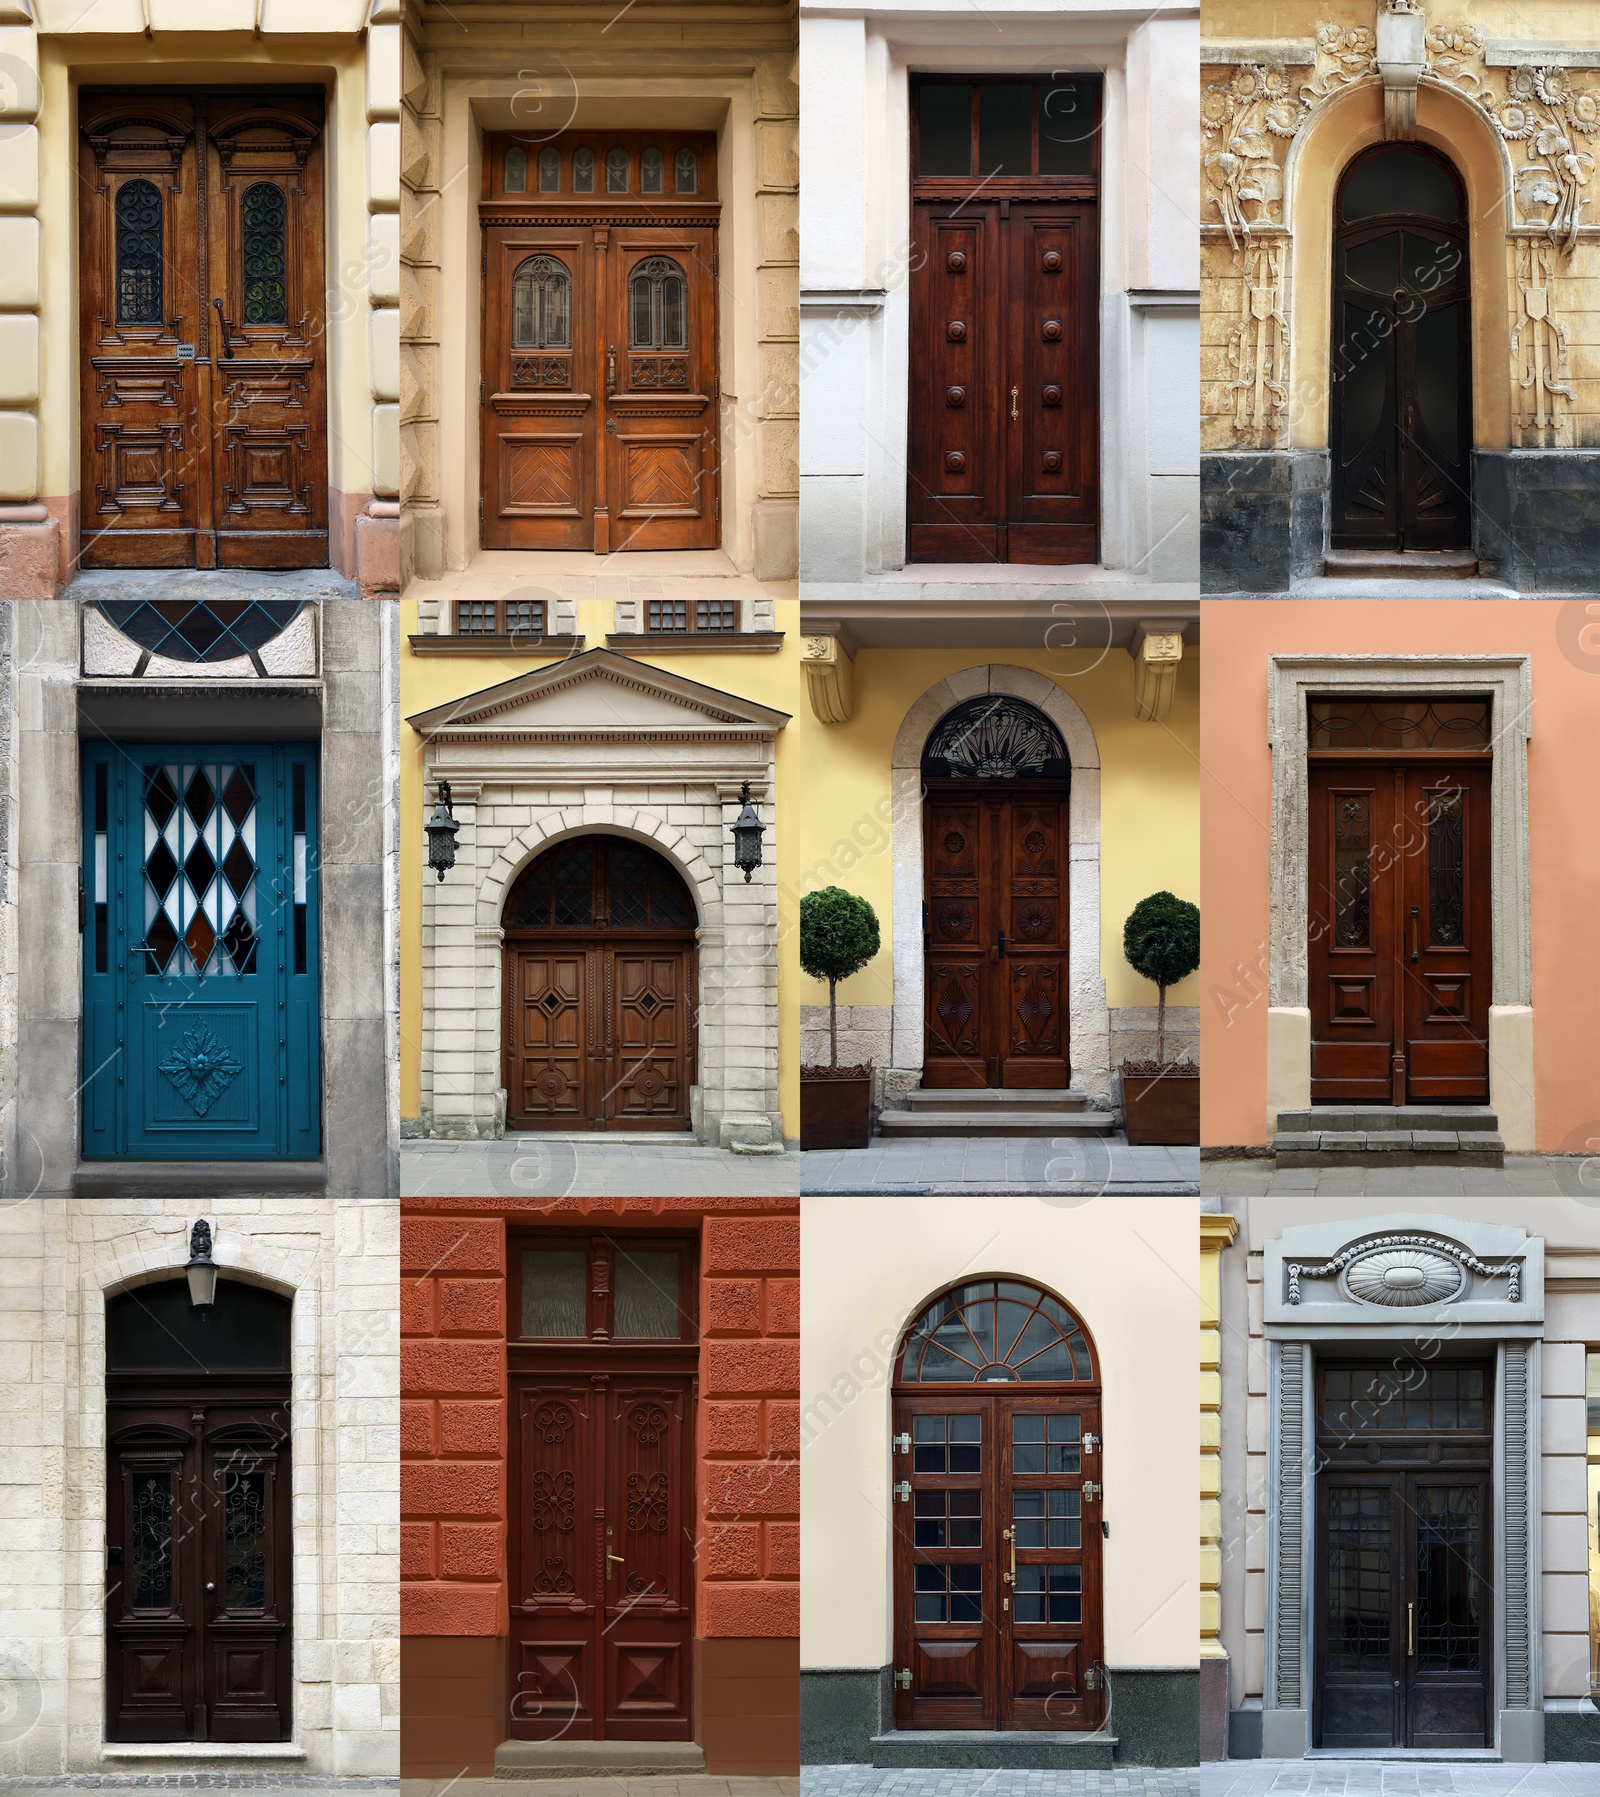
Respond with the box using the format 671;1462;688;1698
801;1075;873;1150
1122;1069;1200;1146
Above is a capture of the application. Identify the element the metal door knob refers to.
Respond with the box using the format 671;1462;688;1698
205;1582;215;1592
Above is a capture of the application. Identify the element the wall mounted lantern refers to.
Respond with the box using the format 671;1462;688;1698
730;781;765;883
185;1219;219;1311
426;781;460;882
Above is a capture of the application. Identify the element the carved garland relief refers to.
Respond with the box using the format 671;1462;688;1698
1203;6;1600;448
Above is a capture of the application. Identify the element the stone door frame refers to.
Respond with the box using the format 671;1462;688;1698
890;665;1109;1103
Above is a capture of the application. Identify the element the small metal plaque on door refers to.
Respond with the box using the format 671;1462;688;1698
175;345;196;360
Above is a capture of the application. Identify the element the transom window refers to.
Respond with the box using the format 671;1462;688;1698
107;1278;290;1371
1308;695;1491;751
96;599;303;664
630;256;688;351
914;76;1100;181
898;1280;1096;1383
922;696;1071;781
1320;1365;1488;1433
511;255;572;351
516;1237;692;1340
1341;145;1461;223
504;836;694;932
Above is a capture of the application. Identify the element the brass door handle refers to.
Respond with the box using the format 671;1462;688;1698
606;1549;625;1581
606;346;617;394
1010;384;1019;421
1410;905;1419;963
212;297;233;358
1408;1600;1415;1656
1003;1525;1016;1585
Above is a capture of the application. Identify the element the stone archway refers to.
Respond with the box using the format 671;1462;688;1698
890;666;1109;1104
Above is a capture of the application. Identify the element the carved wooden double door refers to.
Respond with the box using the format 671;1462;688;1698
509;1235;697;1741
924;787;1070;1088
79;91;328;569
1307;697;1491;1104
908;78;1100;564
481;131;719;551
106;1279;292;1743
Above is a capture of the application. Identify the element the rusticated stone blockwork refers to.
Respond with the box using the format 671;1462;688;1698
401;1199;799;1636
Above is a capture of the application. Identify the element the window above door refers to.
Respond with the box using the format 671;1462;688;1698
515;1236;696;1342
913;76;1101;187
483;130;718;207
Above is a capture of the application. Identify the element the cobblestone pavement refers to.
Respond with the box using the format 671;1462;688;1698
1200;1762;1600;1794
401;1137;798;1198
802;1773;1199;1797
1200;1155;1600;1201
802;1138;1198;1196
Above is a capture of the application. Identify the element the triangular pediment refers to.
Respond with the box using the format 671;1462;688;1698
406;648;790;738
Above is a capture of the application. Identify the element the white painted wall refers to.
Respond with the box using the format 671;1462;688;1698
800;1193;1199;1671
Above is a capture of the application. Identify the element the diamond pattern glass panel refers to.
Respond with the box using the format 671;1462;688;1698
98;600;303;663
144;762;257;977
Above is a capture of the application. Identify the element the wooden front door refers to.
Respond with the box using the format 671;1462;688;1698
481;132;719;552
105;1277;292;1743
80;91;329;570
908;78;1100;565
502;838;696;1132
509;1235;697;1741
1330;145;1470;551
924;787;1070;1089
1307;697;1491;1105
1315;1364;1493;1751
892;1281;1105;1732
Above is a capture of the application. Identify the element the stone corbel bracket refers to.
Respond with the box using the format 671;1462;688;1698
1376;3;1427;139
801;633;854;724
1128;622;1185;722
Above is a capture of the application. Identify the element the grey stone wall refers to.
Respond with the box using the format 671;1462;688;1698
1200;453;1327;594
1473;450;1600;591
800;1001;892;1071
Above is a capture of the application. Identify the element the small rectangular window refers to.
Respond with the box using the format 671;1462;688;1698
521;1250;587;1337
614;1249;682;1338
456;601;498;634
1038;80;1094;176
292;763;307;976
978;83;1032;177
647;600;689;634
918;84;972;178
505;599;545;637
695;601;737;633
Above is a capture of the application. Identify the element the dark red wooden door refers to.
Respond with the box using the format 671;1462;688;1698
924;787;1069;1088
106;1401;291;1741
908;79;1099;565
1309;756;1490;1103
481;132;719;552
892;1392;1105;1730
80;91;328;570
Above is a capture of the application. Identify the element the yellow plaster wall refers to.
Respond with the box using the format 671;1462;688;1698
398;600;802;1137
35;36;374;501
795;646;1202;1016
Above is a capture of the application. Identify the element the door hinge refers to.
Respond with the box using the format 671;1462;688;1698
1083;1480;1102;1501
894;1668;912;1690
893;1432;911;1455
893;1480;911;1503
1085;1665;1100;1691
479;497;485;526
1083;1432;1100;1455
480;379;485;406
714;496;720;521
78;865;86;932
482;243;487;275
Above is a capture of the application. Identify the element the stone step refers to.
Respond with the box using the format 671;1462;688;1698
1275;1131;1505;1169
493;1739;707;1779
1277;1105;1500;1134
1322;549;1479;580
896;1086;1101;1113
877;1109;1118;1138
871;1730;1115;1770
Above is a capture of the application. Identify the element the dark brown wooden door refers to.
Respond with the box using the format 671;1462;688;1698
1330;146;1470;551
79;91;328;570
924;786;1069;1088
892;1392;1105;1730
481;132;718;552
908;79;1099;565
509;1235;697;1742
1309;755;1490;1104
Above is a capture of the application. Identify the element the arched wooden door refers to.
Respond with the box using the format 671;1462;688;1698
1330;146;1471;551
892;1279;1105;1731
105;1275;292;1743
922;697;1072;1088
502;836;697;1131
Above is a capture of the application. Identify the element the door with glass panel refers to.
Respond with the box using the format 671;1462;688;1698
481;132;719;551
1315;1364;1493;1749
105;1276;292;1742
891;1280;1105;1730
508;1236;697;1740
81;741;321;1159
79;90;329;570
1330;145;1471;550
908;77;1101;565
1307;696;1491;1105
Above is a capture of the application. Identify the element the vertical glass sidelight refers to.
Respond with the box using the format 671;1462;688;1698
1427;787;1465;946
292;763;307;975
93;764;109;974
114;179;164;325
130;1471;175;1608
1334;794;1372;948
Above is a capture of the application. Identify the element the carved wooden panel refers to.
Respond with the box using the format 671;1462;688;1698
608;953;687;1123
501;437;585;517
509;950;586;1123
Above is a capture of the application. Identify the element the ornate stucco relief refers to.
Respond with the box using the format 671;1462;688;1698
1224;241;1291;445
1511;236;1574;445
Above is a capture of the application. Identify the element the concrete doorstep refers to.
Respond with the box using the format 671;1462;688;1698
493;1740;708;1778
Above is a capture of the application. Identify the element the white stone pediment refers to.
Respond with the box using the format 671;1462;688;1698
406;648;790;743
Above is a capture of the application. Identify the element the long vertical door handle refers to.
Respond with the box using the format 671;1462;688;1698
997;929;1006;960
212;297;233;357
1410;906;1419;963
1010;384;1019;421
1003;1525;1015;1586
1407;1600;1415;1657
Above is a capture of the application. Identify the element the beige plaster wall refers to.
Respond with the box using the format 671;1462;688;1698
800;1193;1199;1673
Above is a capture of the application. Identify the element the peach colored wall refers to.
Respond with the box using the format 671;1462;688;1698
1200;601;1600;1150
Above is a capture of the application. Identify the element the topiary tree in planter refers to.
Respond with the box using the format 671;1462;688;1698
1122;891;1200;1067
800;886;881;1068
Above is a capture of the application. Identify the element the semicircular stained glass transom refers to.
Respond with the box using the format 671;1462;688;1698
922;695;1071;781
898;1279;1096;1384
97;599;304;663
505;836;695;932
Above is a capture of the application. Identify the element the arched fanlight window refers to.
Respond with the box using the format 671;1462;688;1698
573;147;596;193
641;147;664;193
674;147;698;193
504;145;528;193
606;147;630;192
115;178;164;326
511;255;572;350
1340;145;1460;223
896;1279;1096;1383
240;183;287;326
922;695;1071;781
538;147;560;192
629;255;687;351
504;836;694;932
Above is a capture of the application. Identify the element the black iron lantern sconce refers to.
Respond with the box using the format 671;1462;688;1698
185;1219;219;1311
730;781;765;883
426;780;460;882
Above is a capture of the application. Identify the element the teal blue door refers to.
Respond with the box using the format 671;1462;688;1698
82;744;321;1160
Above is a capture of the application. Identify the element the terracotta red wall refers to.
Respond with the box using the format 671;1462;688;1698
400;1197;799;1776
